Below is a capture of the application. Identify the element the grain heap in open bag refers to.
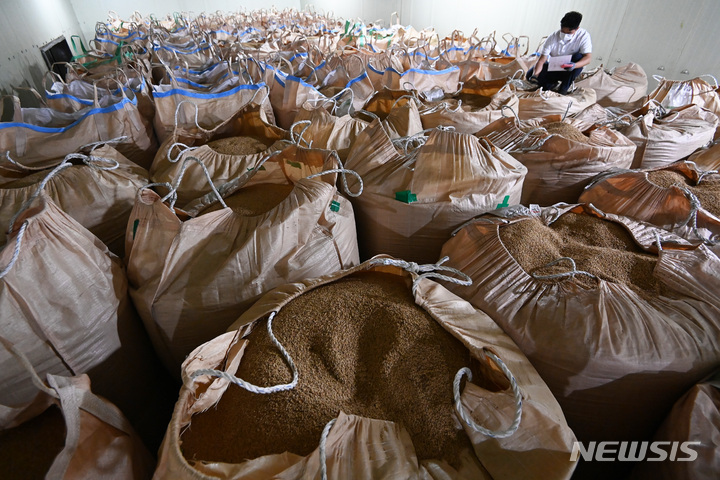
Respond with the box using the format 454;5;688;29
0;194;175;451
618;102;718;169
0;144;148;257
419;79;519;134
439;204;720;455
155;256;578;480
514;87;596;120
345;119;526;263
580;161;720;254
632;370;720;480
0;88;157;170
575;63;648;108
0;342;154;480
476;113;636;205
362;87;424;138
292;101;370;159
151;102;289;206
126;145;360;375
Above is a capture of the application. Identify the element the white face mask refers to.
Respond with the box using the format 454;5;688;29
562;32;574;42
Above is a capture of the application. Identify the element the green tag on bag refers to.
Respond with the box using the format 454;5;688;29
395;190;417;203
330;200;340;212
287;160;302;168
496;195;510;209
132;219;139;239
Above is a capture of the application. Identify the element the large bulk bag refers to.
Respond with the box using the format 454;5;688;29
476;114;636;205
688;140;720;170
619;103;718;169
266;65;327;130
0;194;175;451
151;103;289;207
362;88;424;138
0;343;154;480
579;161;720;252
515;87;596;120
345;120;526;263
292;102;370;159
632;371;720;480
419;84;519;134
575;63;648;108
439;205;720;472
0;145;148;256
648;74;720;110
367;61;460;96
126;149;360;374
0;90;157;169
155;257;578;480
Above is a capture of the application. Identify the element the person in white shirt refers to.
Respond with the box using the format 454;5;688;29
527;11;592;94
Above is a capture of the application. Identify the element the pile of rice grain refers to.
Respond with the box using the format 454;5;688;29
521;121;589;143
499;212;666;294
0;405;66;480
181;271;480;467
199;183;295;216
647;170;720;216
207;136;269;155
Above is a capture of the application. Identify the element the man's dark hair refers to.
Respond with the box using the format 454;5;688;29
561;11;583;30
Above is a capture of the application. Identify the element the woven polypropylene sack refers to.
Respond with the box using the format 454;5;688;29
154;257;578;480
575;63;648;108
345;120;526;263
515;88;596;120
126;147;360;375
440;205;720;451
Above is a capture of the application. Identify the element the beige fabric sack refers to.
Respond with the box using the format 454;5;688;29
292;102;369;159
0;145;148;256
420;85;519;134
154;257;578;480
476;114;636;205
345;120;526;263
688;140;720;170
151;103;288;207
126;148;360;375
362;88;424;139
0;90;157;170
0;194;173;449
267;67;327;129
0;342;154;480
440;204;720;451
648;74;720;110
579;161;720;253
575;63;648;107
632;371;720;480
620;103;718;169
515;87;596;120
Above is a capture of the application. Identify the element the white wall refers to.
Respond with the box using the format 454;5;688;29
0;0;84;95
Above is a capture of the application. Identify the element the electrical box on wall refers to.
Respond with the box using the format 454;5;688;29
40;36;73;81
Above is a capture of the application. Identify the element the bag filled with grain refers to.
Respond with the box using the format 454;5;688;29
155;256;578;480
439;204;720;477
292;101;370;160
362;88;424;139
126;146;360;375
0;145;148;257
345;119;526;264
618;102;718;169
151;102;289;206
0;340;155;480
632;370;720;480
580;161;720;253
0;194;176;452
575;63;648;108
476;112;636;205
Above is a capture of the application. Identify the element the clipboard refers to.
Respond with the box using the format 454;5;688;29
548;55;572;71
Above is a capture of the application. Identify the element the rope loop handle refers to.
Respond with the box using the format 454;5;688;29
0;221;29;279
677;185;719;246
173;99;212;133
561;100;574;121
453;350;522;438
530;256;599;281
160;155;228;210
319;417;337;480
369;256;472;295
167;142;199;163
289;120;313;147
64;152;120;171
190;311;299;394
306;153;363;197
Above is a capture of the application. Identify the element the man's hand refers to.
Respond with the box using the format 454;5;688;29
561;62;575;70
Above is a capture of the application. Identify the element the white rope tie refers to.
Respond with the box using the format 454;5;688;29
167;142;199;163
160;156;228;210
677;185;718;246
64;152;120;171
306;154;363;197
561;100;574;121
0;221;28;279
78;135;129;152
7;161;72;234
173;100;211;133
530;256;599;281
655;231;663;252
453;350;522;438
319;417;337;480
369;256;472;295
4;151;54;171
190;312;299;394
289;120;313;147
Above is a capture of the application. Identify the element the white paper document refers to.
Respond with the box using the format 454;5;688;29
548;55;572;71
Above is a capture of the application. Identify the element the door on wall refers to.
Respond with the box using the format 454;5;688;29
40;36;73;81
